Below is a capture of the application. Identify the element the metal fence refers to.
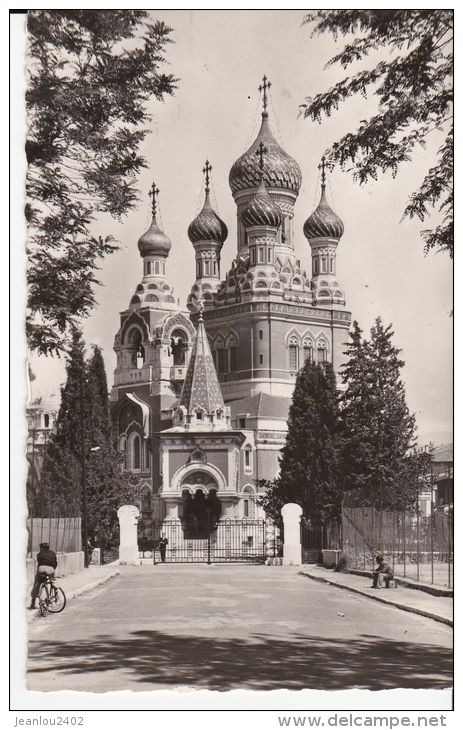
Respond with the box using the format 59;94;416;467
342;506;453;588
27;517;82;557
300;519;341;563
160;518;267;563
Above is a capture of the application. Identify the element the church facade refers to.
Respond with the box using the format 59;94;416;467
109;79;351;540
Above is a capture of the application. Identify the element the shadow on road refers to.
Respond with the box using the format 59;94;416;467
28;630;453;691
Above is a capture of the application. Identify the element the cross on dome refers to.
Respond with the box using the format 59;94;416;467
202;160;212;194
258;75;271;112
318;156;327;192
148;182;160;219
255;141;268;175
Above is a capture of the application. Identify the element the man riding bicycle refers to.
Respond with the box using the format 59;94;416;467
29;542;58;609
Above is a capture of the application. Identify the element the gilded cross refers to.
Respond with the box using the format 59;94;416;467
255;141;268;175
258;75;271;112
148;182;159;218
318;156;327;191
203;160;212;194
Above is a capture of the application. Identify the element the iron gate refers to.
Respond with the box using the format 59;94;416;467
160;518;266;563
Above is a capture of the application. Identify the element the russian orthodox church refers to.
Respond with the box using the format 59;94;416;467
109;78;351;542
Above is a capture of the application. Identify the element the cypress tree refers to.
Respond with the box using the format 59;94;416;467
39;329;88;516
260;361;343;524
85;346;142;554
340;317;416;509
37;339;141;557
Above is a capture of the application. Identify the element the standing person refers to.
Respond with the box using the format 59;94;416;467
86;538;94;565
371;554;394;588
29;542;58;609
159;534;168;563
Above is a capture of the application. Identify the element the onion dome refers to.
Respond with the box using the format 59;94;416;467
303;187;344;241
138;217;171;257
138;181;172;257
229;111;302;195
241;177;282;228
188;191;228;245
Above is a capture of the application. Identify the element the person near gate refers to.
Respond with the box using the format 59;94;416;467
29;542;58;609
159;534;168;562
371;554;394;588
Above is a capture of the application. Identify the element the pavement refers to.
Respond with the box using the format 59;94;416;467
300;565;453;626
27;563;452;693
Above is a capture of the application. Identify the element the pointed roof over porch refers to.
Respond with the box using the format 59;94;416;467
179;310;225;416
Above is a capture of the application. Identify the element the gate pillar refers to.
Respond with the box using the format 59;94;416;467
281;503;303;566
117;505;140;564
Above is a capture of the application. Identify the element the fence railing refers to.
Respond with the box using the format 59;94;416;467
342;506;453;588
27;517;82;557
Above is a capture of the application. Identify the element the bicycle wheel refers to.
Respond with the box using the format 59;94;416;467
47;585;66;613
38;583;49;616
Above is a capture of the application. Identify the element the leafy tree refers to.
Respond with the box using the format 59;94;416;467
301;10;453;257
259;362;343;526
26;10;177;354
340;317;416;509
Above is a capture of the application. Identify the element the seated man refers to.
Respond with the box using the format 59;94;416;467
371;554;394;588
29;541;58;609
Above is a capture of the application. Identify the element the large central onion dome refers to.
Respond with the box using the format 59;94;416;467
188;191;228;245
229;111;302;195
303;187;344;241
241;178;282;228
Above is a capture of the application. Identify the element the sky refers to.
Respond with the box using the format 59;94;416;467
28;9;453;444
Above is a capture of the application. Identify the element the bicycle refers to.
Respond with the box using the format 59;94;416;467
38;574;66;617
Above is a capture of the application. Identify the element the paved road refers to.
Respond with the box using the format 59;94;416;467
27;565;452;692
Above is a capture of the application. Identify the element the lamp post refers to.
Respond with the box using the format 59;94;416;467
80;370;102;567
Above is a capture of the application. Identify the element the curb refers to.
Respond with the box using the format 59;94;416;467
299;571;453;627
67;569;121;599
347;569;453;598
27;570;121;623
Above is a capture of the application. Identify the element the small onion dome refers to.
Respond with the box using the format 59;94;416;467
241;178;282;228
229;112;302;195
188;192;228;245
137;216;171;257
303;189;344;240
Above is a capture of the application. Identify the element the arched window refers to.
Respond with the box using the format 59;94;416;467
227;333;239;373
44;413;50;428
317;341;327;363
244;444;253;472
171;328;188;366
242;485;256;518
129;433;141;471
288;337;299;371
214;336;226;374
128;328;145;369
303;340;313;363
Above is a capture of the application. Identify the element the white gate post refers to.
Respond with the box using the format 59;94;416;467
117;505;140;564
281;503;303;566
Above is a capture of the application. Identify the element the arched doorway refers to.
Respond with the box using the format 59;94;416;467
180;471;221;537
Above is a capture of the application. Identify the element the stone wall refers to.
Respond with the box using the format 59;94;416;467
26;551;85;587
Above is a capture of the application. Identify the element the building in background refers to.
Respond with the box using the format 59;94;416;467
431;443;453;512
26;388;60;514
